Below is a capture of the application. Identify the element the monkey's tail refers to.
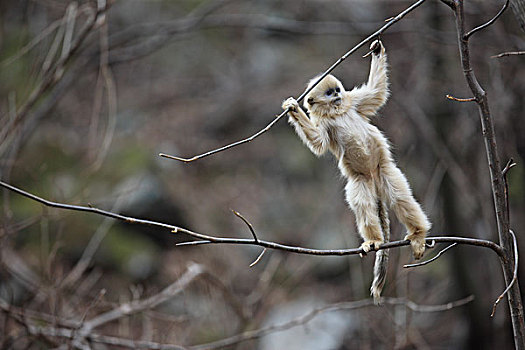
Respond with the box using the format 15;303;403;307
371;200;390;304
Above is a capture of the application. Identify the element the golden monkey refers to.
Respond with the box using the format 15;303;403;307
282;40;431;303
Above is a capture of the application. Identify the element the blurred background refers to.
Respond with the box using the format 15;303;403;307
1;0;524;349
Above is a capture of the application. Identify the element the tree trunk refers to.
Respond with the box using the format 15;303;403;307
444;1;525;348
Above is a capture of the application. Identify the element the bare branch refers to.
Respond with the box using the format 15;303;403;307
0;298;79;329
16;295;473;349
0;19;63;67
490;160;520;317
443;0;525;345
492;230;519;317
491;50;525;58
61;197;124;288
190;295;474;350
159;0;428;163
445;94;476;102
0;3;110;149
0;181;504;257
2;265;202;349
250;248;267;267
502;158;516;226
502;158;517;176
87;333;189;349
232;209;258;242
404;243;458;268
464;0;510;40
80;263;203;334
25;325;189;350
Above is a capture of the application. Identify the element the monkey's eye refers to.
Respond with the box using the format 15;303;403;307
325;89;333;96
335;87;341;93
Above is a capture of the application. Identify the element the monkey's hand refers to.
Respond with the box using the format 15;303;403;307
282;97;302;123
282;97;300;113
404;233;425;259
363;39;385;57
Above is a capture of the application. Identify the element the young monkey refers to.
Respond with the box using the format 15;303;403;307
282;40;431;303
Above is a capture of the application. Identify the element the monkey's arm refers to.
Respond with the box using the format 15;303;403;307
348;40;390;118
282;98;329;156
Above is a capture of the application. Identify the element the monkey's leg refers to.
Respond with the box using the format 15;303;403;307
380;163;431;259
345;176;384;253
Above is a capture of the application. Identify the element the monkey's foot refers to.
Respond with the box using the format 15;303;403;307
404;233;426;259
360;240;383;257
282;97;299;112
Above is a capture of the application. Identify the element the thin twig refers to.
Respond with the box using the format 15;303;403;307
0;298;79;329
61;196;125;288
464;0;510;40
159;0;428;163
232;209;258;242
446;94;475;102
70;289;106;345
502;158;516;230
491;51;525;58
250;248;267;267
404;243;458;268
0;4;110;147
80;263;203;334
0;181;504;257
502;158;516;176
1;19;63;67
87;333;188;349
200;272;248;322
190;295;474;350
492;230;519;317
26;325;189;350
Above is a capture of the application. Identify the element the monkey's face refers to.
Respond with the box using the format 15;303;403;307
304;74;346;118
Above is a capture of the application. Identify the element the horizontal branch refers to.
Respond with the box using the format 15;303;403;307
26;324;188;350
491;50;525;58
446;94;476;102
0;181;504;258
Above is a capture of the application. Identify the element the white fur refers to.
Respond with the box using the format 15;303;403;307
282;41;431;303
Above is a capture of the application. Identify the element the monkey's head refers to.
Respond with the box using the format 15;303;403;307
304;74;347;118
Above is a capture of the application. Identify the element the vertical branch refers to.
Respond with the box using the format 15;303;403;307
444;1;525;348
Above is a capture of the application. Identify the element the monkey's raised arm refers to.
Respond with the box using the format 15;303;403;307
282;97;330;156
348;40;390;119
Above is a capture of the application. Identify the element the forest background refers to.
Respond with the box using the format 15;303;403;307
1;0;525;349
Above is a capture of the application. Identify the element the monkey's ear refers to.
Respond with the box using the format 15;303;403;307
307;97;315;105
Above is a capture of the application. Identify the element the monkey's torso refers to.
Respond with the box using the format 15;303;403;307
312;109;391;181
